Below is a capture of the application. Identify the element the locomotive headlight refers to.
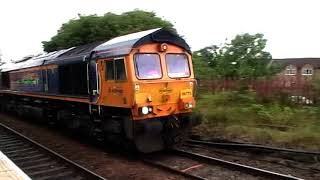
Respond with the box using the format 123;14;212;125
185;102;193;109
141;106;149;115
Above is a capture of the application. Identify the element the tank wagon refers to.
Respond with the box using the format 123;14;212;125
0;28;199;153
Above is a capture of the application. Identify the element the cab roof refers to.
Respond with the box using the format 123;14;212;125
92;28;191;58
0;28;191;72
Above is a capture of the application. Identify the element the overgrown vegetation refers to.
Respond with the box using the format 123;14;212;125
192;32;319;151
194;91;320;151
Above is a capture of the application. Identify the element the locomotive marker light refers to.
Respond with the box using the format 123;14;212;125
159;43;168;52
134;83;140;92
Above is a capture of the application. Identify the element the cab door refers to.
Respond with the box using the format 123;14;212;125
88;59;99;103
103;57;129;107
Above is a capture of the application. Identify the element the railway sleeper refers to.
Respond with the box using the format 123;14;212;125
17;157;52;167
0;139;22;145
3;147;34;154
27;166;68;177
0;144;30;151
7;150;39;159
22;161;59;171
11;154;45;162
36;172;82;180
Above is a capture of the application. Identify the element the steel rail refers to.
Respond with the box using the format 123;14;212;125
188;139;320;156
142;158;206;180
172;148;304;180
0;123;106;180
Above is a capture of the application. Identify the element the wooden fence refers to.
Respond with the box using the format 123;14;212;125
198;77;318;104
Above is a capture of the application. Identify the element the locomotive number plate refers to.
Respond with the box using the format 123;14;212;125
180;89;193;99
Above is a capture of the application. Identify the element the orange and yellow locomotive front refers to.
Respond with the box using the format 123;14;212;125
97;43;196;119
96;43;197;152
130;43;196;120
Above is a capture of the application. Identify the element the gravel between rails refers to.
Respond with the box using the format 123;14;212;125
181;142;320;180
0;113;188;180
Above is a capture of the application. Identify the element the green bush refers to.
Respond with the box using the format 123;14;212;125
194;91;320;151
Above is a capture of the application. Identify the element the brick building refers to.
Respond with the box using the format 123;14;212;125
272;58;320;86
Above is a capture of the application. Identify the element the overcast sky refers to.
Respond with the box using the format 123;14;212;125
0;0;319;61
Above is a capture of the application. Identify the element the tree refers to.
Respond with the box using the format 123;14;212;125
194;33;279;79
192;48;216;79
42;10;174;52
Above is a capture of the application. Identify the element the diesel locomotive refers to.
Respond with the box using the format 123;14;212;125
0;28;199;153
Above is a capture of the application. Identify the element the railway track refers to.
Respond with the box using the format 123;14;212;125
0;120;309;180
143;148;303;180
0;123;106;180
142;157;206;180
187;139;320;156
174;148;303;179
187;139;320;166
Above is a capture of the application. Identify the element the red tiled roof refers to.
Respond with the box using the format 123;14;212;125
272;58;320;68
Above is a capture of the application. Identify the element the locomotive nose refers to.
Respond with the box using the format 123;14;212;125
133;81;195;119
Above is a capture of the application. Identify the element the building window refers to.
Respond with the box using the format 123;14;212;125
302;66;313;75
285;65;297;75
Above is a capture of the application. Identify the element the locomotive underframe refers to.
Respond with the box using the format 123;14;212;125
0;93;197;152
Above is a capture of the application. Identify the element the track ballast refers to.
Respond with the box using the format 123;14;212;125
0;123;105;180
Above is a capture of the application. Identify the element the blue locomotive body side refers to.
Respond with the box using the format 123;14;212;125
9;70;45;92
47;68;60;94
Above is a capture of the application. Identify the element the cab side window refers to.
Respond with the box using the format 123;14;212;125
105;58;127;81
106;61;115;80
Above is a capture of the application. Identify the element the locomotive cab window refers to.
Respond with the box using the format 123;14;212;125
166;54;190;78
106;61;115;80
134;53;162;79
105;58;127;81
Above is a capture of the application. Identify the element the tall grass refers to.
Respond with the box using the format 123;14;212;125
194;91;320;151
